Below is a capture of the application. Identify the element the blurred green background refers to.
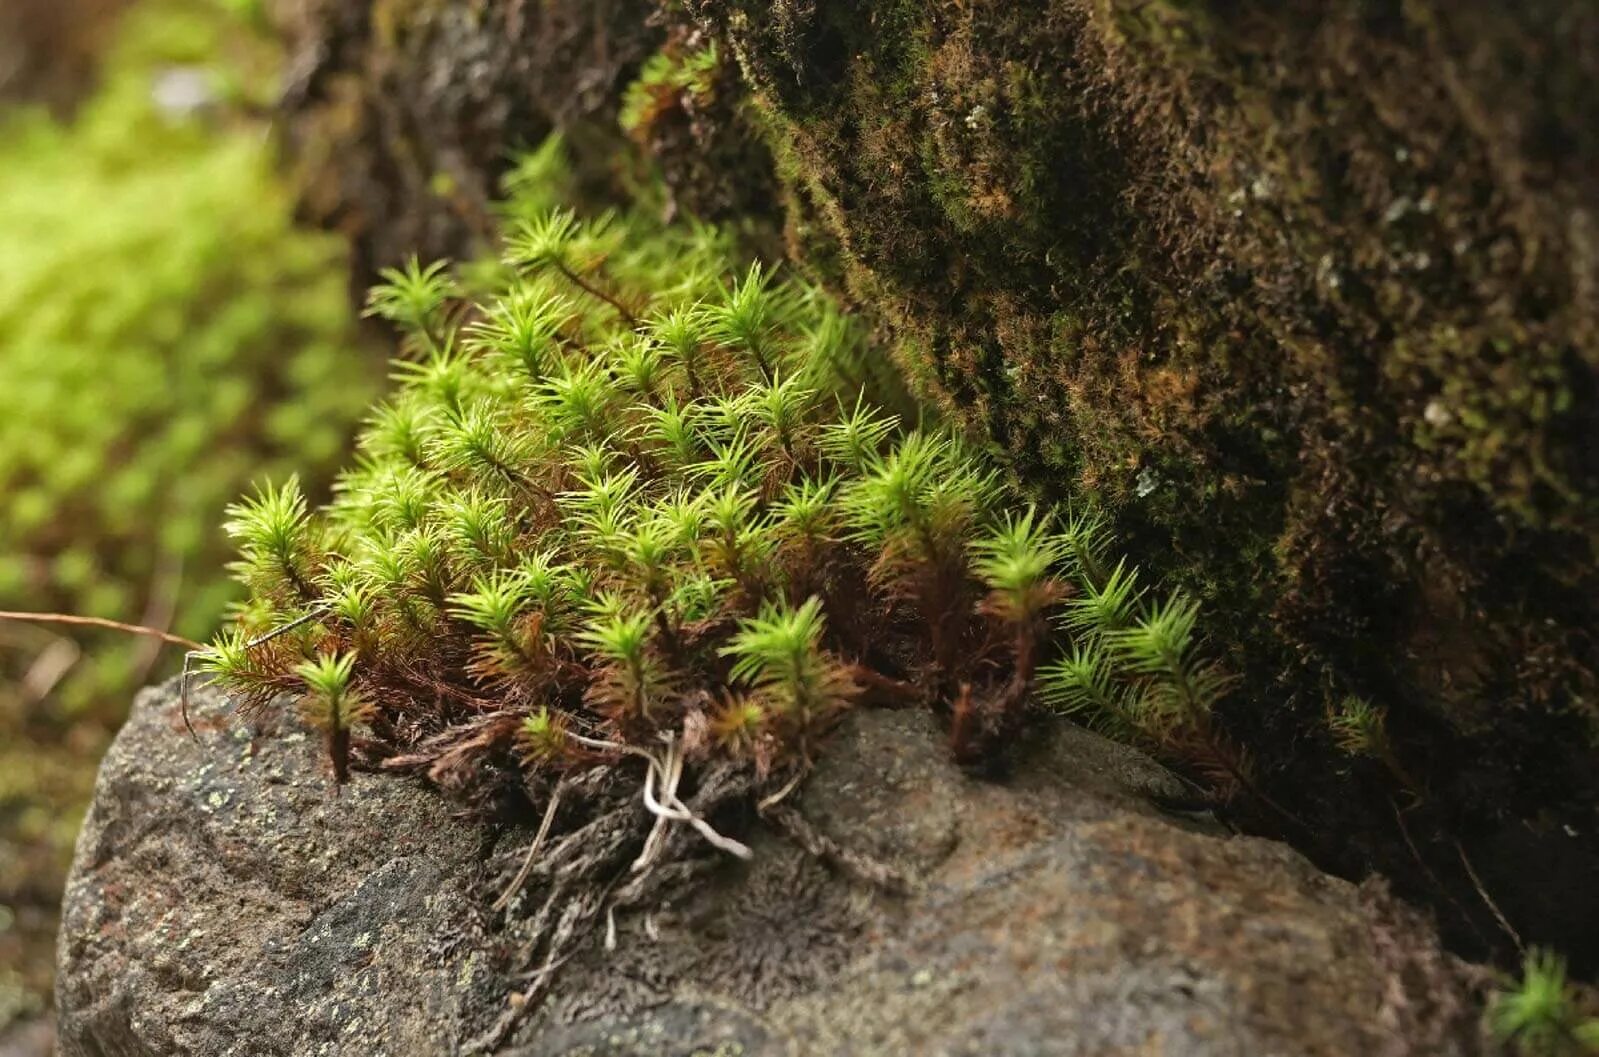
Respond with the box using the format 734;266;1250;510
0;0;380;1032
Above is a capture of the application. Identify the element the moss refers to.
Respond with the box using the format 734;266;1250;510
0;0;380;1018
682;0;1599;967
213;135;1241;839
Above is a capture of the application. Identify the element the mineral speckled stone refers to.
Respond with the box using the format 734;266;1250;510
57;681;1490;1055
55;683;503;1057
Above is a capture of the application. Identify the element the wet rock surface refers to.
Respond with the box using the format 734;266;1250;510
57;681;1489;1056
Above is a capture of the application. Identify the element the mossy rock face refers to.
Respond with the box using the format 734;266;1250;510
271;0;1599;963
272;0;664;272
684;0;1599;963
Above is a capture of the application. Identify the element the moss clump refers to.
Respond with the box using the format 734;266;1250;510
206;141;1244;853
0;0;378;1018
620;40;721;139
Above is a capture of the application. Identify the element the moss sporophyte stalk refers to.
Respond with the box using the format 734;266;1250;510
200;140;1246;844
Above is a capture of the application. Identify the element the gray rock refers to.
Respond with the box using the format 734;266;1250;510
55;682;503;1057
57;681;1489;1056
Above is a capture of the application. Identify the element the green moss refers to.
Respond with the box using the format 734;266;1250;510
1387;324;1593;532
0;0;379;1017
620;42;721;137
1491;949;1599;1056
206;138;1247;887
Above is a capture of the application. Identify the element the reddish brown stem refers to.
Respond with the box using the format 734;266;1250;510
948;681;981;764
330;726;352;786
849;664;922;705
996;619;1040;723
555;263;638;326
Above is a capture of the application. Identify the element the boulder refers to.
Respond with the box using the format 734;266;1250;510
266;0;1599;960
57;680;1490;1056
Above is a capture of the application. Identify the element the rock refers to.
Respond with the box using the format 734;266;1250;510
57;680;1490;1056
266;0;1599;962
55;682;505;1057
269;0;663;277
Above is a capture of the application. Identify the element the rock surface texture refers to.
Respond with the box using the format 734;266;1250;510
271;0;662;275
58;681;1489;1056
55;683;503;1057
